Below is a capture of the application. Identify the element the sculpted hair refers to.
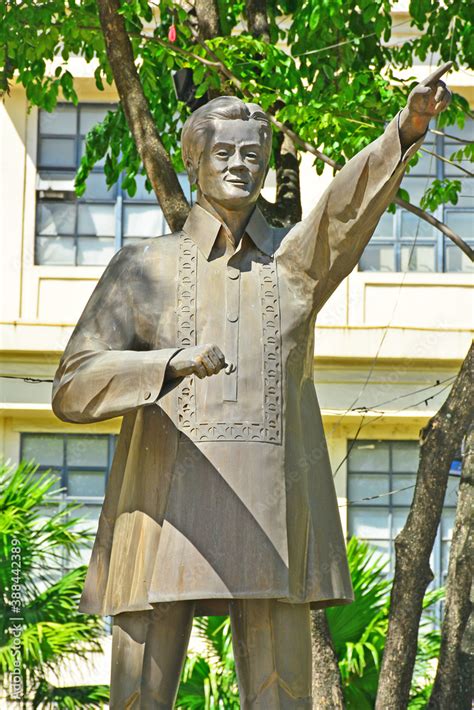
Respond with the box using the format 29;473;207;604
181;96;272;184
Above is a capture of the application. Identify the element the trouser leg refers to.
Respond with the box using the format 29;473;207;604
110;601;195;709
229;599;312;709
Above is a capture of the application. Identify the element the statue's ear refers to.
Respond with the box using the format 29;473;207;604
186;158;198;186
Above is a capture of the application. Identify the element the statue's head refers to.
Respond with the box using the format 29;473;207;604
181;96;272;210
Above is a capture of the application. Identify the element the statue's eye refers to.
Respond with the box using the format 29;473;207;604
215;150;229;158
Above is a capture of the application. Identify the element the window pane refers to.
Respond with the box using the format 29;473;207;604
445;211;473;242
445;245;474;273
349;507;391;539
401;245;436;272
444;475;460;507
400;211;436;239
77;203;115;235
79;106;111;135
83;172;117;200
392;441;419;472
441;509;455;540
456;178;474;208
400;177;430;207
36;236;76;265
391;474;416;505
441;541;451;578
127;174;156;201
392;508;410;536
37;202;76;236
348;474;388;505
123;204;164;237
68;471;105;498
22;435;64;466
66;436;108;467
444;154;473;177
348;441;390;473
39;138;76;168
77;237;115;266
40;106;77;135
359;244;395;272
442;119;474;142
373;212;394;239
408;151;436;176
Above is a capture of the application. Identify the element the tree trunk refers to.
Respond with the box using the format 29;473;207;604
96;0;189;232
258;131;302;227
311;610;345;709
428;424;473;710
195;0;222;39
245;0;270;41
375;344;473;710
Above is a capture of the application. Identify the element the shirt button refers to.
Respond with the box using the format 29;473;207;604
144;391;152;400
227;312;239;322
227;266;240;280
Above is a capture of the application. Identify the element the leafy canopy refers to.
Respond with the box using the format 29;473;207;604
1;0;471;207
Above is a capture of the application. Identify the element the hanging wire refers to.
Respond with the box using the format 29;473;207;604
333;379;455;477
350;375;456;413
0;375;53;383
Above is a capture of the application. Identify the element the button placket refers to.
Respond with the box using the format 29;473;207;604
224;265;240;401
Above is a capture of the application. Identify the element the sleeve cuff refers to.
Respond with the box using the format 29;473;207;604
396;111;428;164
138;348;183;406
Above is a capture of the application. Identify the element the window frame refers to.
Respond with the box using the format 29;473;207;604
347;438;460;591
20;432;116;506
35;102;190;266
359;124;473;273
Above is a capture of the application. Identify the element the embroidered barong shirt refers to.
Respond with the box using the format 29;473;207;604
52;115;423;616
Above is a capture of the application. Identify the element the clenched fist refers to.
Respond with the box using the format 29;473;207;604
399;62;452;151
166;344;226;380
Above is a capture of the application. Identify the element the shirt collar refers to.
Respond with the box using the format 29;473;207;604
182;202;274;260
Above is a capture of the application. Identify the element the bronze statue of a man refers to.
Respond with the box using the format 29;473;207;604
52;65;451;708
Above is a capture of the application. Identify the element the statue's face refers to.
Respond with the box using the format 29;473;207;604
197;119;268;209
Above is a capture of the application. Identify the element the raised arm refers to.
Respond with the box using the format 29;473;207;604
277;64;452;312
52;246;180;424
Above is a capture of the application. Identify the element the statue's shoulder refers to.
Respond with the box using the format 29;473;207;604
114;230;184;264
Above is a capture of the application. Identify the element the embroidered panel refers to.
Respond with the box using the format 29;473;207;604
176;234;282;443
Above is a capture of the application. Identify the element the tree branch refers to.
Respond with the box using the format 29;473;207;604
375;344;474;710
96;0;189;232
187;31;474;261
428;424;473;710
421;146;474;177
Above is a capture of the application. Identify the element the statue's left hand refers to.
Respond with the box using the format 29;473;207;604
399;62;453;150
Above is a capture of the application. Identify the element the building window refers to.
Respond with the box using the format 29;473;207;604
36;103;191;266
347;439;460;589
359;119;473;273
21;433;116;568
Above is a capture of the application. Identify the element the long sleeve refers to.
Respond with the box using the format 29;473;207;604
52;246;180;424
277;113;425;312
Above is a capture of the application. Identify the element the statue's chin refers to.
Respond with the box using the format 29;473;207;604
204;190;258;212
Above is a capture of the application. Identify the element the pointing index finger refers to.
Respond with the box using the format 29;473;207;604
421;61;453;87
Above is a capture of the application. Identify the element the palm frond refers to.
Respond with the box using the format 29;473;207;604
33;679;109;709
